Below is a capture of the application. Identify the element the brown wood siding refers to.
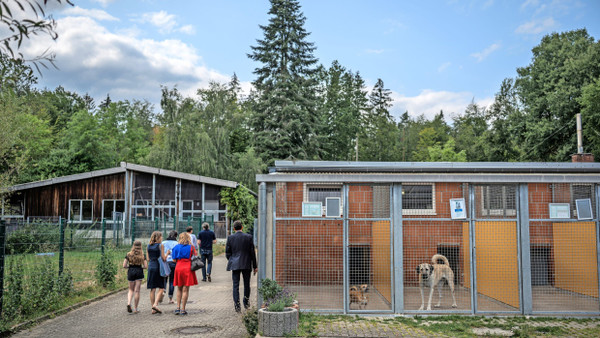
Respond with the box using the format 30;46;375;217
23;173;125;221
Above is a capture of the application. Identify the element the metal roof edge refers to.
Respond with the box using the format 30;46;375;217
9;167;126;191
271;160;600;173
10;163;238;192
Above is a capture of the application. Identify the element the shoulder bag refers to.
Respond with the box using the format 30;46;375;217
190;247;204;271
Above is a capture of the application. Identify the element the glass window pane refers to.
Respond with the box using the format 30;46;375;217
82;200;93;221
103;201;113;219
402;185;432;209
70;200;81;221
115;200;125;213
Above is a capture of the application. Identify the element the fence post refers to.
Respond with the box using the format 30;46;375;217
154;217;159;232
59;219;65;276
131;218;136;245
0;219;6;315
101;219;106;255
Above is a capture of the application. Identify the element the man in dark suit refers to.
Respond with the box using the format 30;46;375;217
226;220;258;312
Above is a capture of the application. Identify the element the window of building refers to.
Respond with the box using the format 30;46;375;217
102;200;125;221
69;199;93;222
402;184;436;215
479;185;516;217
571;184;595;218
303;184;343;216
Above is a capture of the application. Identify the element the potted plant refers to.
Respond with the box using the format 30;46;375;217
257;278;298;337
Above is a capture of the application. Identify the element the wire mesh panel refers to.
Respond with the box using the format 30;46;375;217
403;220;471;311
473;184;520;313
347;185;392;312
528;183;599;313
274;219;344;310
1;219;128;326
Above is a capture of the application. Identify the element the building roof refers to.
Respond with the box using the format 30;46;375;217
9;162;238;191
256;160;600;183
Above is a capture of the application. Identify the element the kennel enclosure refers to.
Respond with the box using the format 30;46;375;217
256;161;600;315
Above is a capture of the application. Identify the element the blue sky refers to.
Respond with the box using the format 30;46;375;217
24;0;600;120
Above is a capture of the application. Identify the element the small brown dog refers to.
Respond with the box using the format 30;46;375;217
349;284;369;309
417;254;457;311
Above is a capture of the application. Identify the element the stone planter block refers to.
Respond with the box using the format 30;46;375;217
258;307;298;337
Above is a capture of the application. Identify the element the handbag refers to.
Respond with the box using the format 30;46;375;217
190;248;204;271
159;258;171;277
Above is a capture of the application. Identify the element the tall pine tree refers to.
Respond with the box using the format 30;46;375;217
248;0;320;164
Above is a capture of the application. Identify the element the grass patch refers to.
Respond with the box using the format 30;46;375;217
298;314;600;337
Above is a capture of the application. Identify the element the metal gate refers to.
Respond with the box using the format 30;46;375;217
346;184;393;312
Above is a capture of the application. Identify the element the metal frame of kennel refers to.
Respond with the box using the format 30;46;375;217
256;161;600;316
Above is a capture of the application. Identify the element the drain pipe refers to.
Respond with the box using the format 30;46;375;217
576;113;584;154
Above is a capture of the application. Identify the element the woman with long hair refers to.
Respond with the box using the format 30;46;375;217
162;230;178;304
171;232;198;315
147;231;167;314
123;240;146;313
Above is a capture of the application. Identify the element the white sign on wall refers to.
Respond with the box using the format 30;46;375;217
549;203;570;219
450;198;467;219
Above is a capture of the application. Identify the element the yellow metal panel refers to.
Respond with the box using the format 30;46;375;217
475;221;520;309
373;221;392;303
553;222;599;298
463;222;470;289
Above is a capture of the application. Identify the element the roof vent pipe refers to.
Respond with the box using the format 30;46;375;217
576;113;584;154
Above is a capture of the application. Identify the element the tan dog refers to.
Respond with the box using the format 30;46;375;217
417;254;457;311
349;284;369;309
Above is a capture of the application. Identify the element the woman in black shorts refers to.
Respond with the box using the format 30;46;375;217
123;240;146;313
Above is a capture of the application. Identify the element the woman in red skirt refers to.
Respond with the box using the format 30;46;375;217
171;232;198;315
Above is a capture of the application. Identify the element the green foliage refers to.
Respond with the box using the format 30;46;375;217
95;249;118;288
248;0;321;164
579;78;600;158
1;257;74;331
6;222;61;254
515;28;600;161
427;138;467;162
220;185;257;234
242;306;259;337
258;278;296;312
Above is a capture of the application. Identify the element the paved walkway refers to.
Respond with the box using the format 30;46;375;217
14;254;254;338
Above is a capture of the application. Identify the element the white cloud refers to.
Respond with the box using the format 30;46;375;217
470;43;500;62
438;62;451;73
520;0;539;10
365;49;384;54
24;15;231;108
389;89;493;121
139;11;178;33
134;11;195;35
179;25;196;35
91;0;116;8
515;17;556;34
62;6;119;21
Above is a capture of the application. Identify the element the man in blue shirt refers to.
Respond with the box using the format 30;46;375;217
198;222;217;282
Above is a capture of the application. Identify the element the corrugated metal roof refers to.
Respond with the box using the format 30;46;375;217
9;162;238;191
271;160;600;173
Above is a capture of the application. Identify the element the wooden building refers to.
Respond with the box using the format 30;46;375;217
256;160;600;315
2;163;238;237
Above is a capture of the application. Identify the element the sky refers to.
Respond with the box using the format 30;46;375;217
20;0;600;121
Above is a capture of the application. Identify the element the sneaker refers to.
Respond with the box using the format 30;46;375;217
127;304;132;313
201;279;207;282
207;274;211;282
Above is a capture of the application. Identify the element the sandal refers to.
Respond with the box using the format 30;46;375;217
152;307;162;314
180;310;188;316
174;308;181;315
127;304;132;313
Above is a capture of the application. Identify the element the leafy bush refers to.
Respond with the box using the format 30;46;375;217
258;278;296;312
242;306;258;337
6;221;61;254
95;249;118;288
6;231;36;254
1;257;74;333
